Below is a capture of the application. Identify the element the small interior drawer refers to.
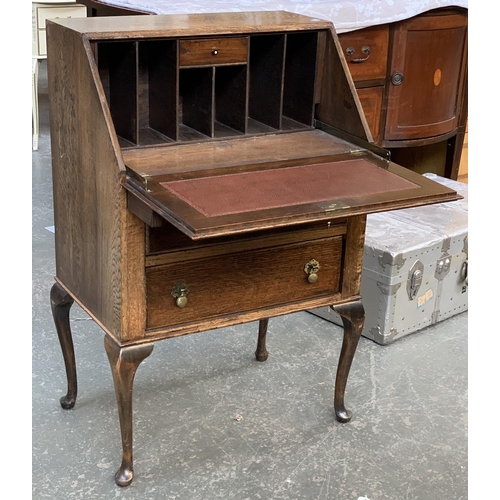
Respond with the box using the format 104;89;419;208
37;5;87;29
179;37;248;66
146;237;343;330
338;25;389;82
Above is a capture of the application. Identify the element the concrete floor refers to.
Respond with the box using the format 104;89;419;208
32;60;467;500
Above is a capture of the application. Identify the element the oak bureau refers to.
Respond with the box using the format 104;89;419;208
46;12;460;486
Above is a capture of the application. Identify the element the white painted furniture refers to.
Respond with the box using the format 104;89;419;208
32;1;86;150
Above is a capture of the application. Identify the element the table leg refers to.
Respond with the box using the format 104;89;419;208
104;335;154;487
50;281;77;409
332;300;365;423
255;318;269;361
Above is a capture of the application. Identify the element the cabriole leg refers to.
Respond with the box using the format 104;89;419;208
104;335;154;487
332;300;365;423
255;318;269;362
50;281;77;410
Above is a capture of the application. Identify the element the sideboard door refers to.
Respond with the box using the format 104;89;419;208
384;12;467;141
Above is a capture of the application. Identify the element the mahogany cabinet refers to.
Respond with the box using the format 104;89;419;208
46;12;459;486
338;7;468;179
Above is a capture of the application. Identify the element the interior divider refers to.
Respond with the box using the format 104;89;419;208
179;67;214;139
97;41;139;145
96;30;319;148
248;34;285;131
215;65;248;136
283;32;318;126
139;40;178;143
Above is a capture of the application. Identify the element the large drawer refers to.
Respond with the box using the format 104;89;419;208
146;237;343;330
338;25;389;82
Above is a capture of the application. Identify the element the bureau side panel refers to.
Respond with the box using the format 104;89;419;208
47;23;146;341
315;28;373;143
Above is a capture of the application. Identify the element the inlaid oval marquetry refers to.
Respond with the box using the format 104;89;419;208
433;68;442;86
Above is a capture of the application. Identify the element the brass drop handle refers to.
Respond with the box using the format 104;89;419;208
172;281;189;308
345;45;371;63
304;259;321;284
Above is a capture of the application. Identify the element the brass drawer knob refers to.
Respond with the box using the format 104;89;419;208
172;281;189;308
212;49;218;55
304;259;320;284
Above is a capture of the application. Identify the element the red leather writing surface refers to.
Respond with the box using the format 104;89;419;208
161;159;418;217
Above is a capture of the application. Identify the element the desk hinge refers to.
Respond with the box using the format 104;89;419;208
125;167;152;192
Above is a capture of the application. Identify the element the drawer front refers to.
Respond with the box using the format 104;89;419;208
37;5;87;29
179;37;248;66
338;25;389;82
146;237;343;330
356;86;383;143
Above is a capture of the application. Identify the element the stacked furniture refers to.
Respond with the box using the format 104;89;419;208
47;12;460;486
310;175;468;345
32;1;87;150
